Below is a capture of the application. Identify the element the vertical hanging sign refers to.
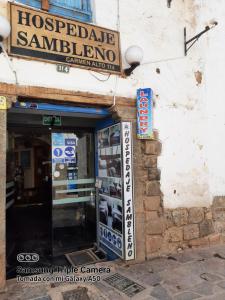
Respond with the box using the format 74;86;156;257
137;88;153;139
122;122;135;260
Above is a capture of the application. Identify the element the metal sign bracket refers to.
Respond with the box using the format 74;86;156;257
184;23;218;56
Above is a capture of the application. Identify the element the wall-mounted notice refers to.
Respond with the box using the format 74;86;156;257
52;133;77;164
137;88;153;139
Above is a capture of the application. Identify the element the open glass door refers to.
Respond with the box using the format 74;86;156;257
51;131;96;256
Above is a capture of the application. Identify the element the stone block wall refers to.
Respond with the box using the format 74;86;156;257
132;132;225;259
146;198;225;258
113;105;225;261
162;207;218;253
212;196;225;235
139;138;164;259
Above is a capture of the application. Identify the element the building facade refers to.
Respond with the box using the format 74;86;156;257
0;0;225;291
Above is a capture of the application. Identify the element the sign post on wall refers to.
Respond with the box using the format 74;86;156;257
137;88;153;139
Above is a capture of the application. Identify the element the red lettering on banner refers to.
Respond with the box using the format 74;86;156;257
140;109;148;114
140;97;148;102
140;122;148;127
140;116;148;120
141;127;148;132
140;102;148;108
140;91;148;97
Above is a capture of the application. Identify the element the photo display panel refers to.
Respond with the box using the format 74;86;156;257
97;122;135;260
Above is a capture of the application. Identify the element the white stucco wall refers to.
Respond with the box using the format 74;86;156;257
0;0;224;208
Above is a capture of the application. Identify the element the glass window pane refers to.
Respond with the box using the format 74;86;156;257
16;0;92;21
52;131;96;256
50;0;82;10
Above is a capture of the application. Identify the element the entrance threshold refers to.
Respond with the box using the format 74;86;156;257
65;247;107;267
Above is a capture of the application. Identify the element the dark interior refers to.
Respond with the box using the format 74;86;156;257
6;107;103;279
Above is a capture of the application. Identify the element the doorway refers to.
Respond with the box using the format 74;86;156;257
51;131;96;256
6;129;52;278
6;109;98;278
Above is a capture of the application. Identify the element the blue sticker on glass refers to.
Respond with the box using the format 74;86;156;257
52;158;65;164
65;139;76;146
65;146;75;157
65;158;76;163
53;148;63;157
52;133;64;146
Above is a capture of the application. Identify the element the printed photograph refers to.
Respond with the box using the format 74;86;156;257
98;156;121;178
98;127;110;148
99;194;122;234
98;124;120;149
98;144;121;178
109;124;121;146
99;177;122;199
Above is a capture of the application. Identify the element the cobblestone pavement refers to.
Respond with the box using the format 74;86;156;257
1;244;225;300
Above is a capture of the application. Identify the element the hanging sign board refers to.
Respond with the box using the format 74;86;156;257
121;122;135;260
9;3;122;74
137;88;154;139
96;122;135;260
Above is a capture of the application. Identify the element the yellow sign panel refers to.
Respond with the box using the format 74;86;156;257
9;3;122;74
0;96;7;110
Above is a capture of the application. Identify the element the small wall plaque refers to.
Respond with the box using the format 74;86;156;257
56;64;70;74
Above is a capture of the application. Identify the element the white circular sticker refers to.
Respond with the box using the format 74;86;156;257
54;171;60;178
59;164;65;170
